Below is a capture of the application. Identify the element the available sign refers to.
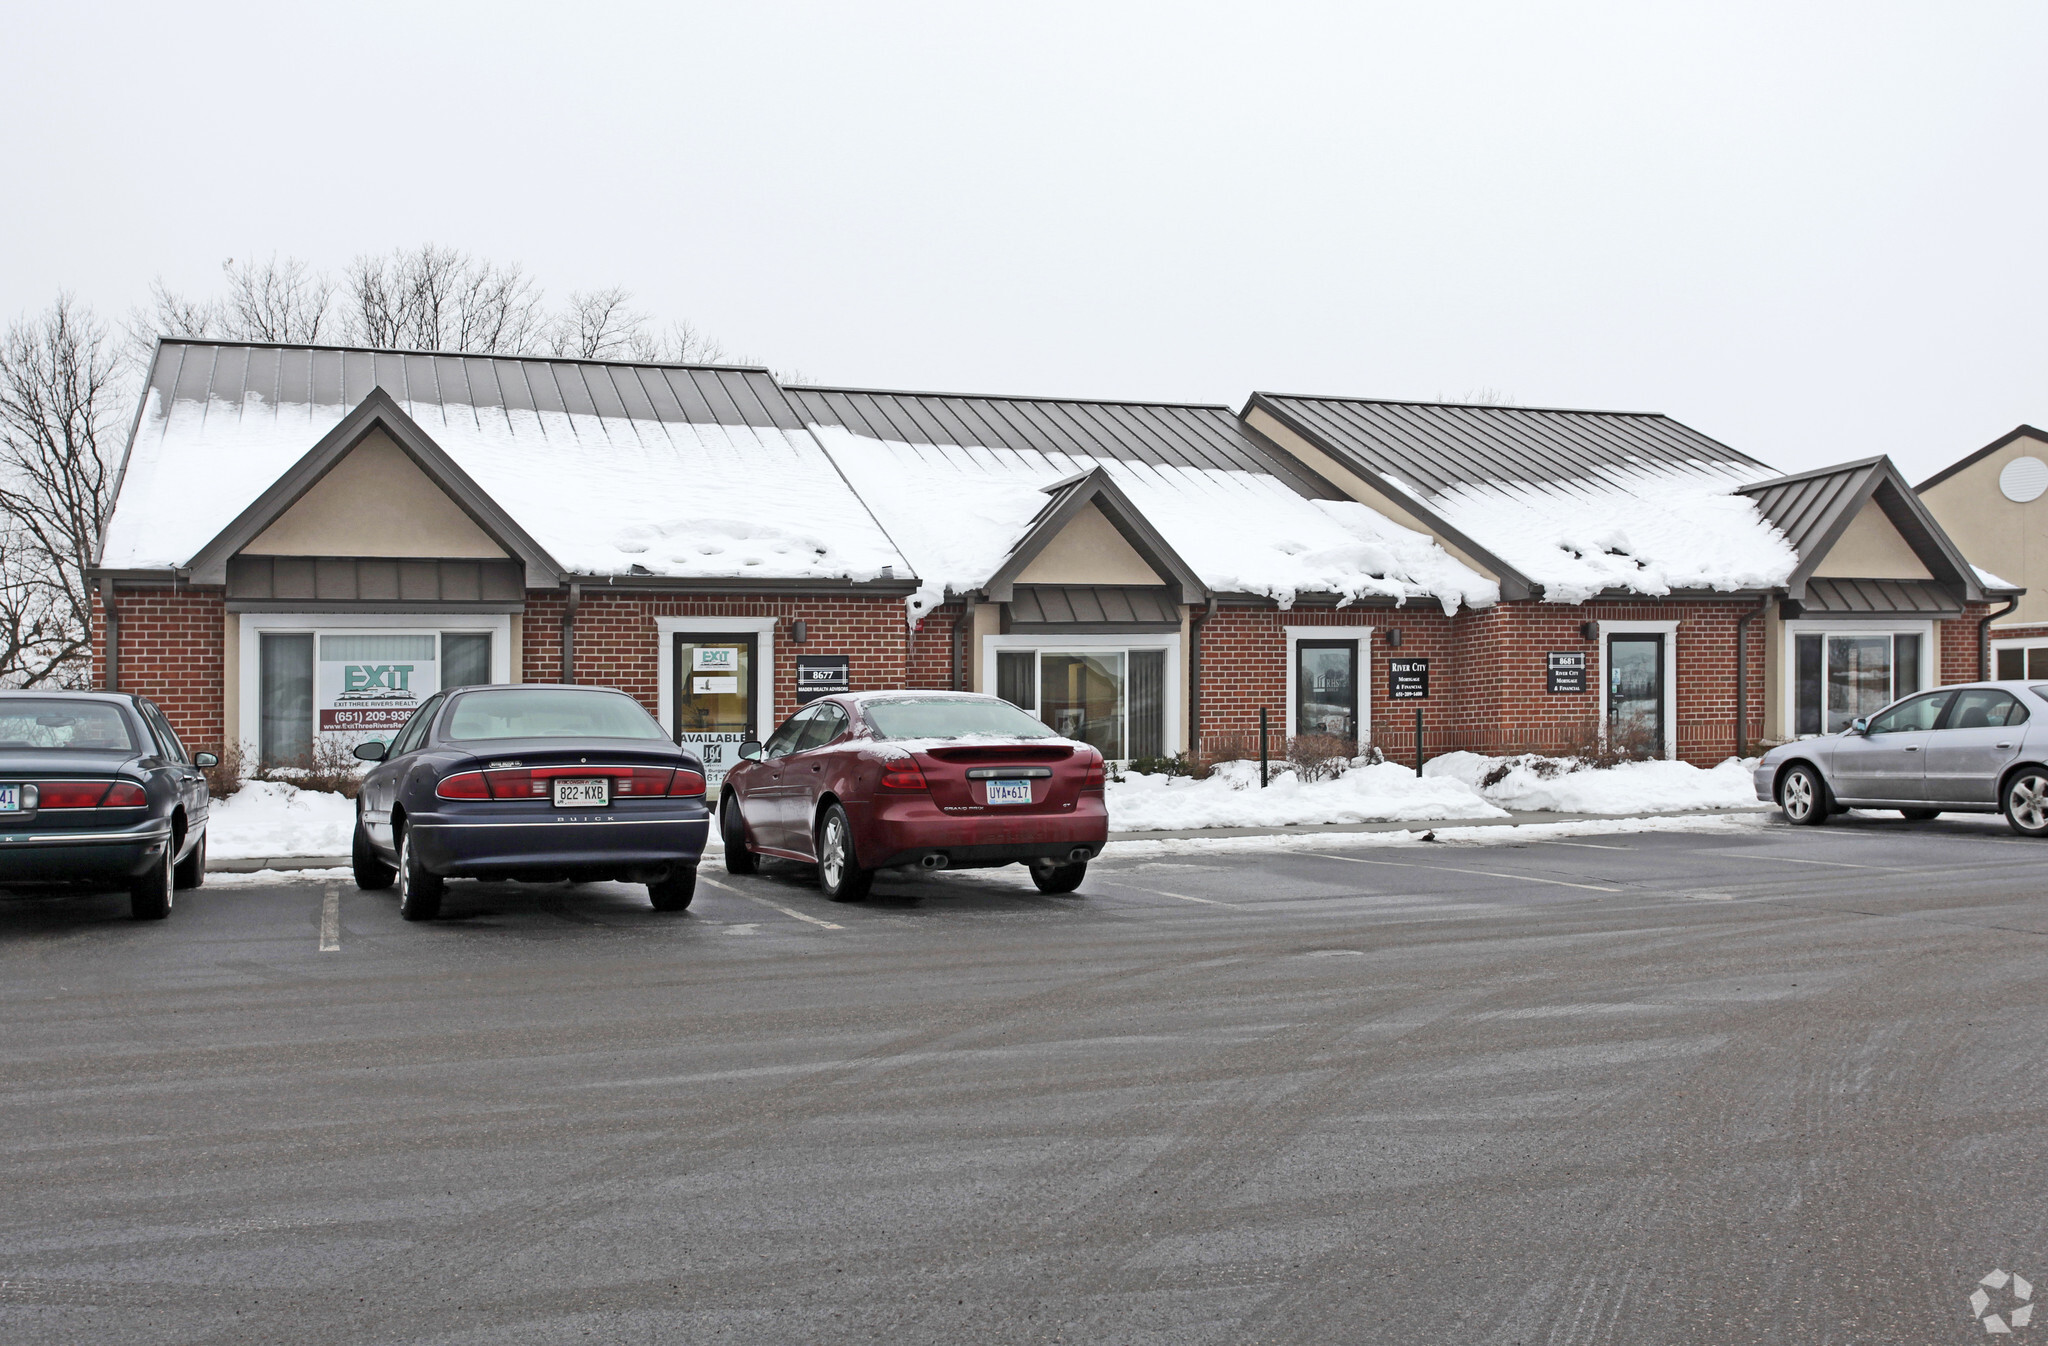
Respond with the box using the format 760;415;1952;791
680;731;749;788
1389;657;1430;699
1547;651;1587;694
796;655;850;705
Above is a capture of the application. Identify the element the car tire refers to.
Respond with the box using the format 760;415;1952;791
130;842;174;920
816;804;873;902
397;826;444;920
2003;769;2048;837
1899;808;1941;822
173;826;207;890
721;797;758;875
648;866;697;911
1778;764;1830;826
353;820;396;890
1029;859;1087;894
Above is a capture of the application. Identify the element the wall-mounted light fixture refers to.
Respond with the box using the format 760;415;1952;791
1579;621;1598;641
1384;629;1404;648
790;620;808;645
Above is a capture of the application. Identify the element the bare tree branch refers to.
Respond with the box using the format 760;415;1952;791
341;245;546;354
0;296;118;686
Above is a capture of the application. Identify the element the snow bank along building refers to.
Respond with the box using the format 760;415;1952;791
92;340;2018;779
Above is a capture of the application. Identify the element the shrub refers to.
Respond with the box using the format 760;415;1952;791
257;736;366;799
1127;752;1194;778
202;740;248;800
1285;733;1355;784
1195;733;1256;780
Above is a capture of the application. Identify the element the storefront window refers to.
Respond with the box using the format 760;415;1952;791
1994;642;2048;681
1794;631;1924;735
259;632;314;767
1295;642;1359;743
442;632;493;689
996;647;1167;761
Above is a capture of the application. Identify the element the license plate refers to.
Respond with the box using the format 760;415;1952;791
552;778;610;807
0;786;17;812
984;779;1033;805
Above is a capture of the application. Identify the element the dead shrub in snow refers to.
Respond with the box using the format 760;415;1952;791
257;736;365;799
1286;733;1355;784
202;740;248;800
1194;733;1256;780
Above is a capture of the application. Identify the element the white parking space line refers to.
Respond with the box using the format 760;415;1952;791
1694;851;1907;871
699;874;845;929
1123;886;1246;909
1300;853;1622;893
1530;840;1633;851
318;887;340;952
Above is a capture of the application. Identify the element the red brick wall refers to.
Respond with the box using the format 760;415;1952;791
92;586;227;751
527;591;950;731
1940;603;1999;685
1194;597;1764;767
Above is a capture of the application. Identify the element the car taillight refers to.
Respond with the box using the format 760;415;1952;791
879;760;929;791
37;781;136;808
435;771;490;799
1081;757;1105;790
667;769;706;797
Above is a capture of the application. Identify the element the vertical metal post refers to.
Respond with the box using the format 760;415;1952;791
1415;706;1424;775
1259;707;1270;788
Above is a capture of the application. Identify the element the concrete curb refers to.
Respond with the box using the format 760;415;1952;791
206;806;1775;873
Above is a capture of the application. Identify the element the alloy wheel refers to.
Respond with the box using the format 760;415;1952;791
821;816;846;888
1782;771;1813;821
2009;774;2048;832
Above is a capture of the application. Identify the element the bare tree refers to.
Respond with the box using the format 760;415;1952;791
549;287;651;360
220;255;333;343
342;244;546;354
0;297;119;686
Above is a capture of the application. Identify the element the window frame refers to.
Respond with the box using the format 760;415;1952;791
1779;617;1936;741
979;632;1181;762
1283;626;1374;743
1991;636;2048;682
1597;620;1680;760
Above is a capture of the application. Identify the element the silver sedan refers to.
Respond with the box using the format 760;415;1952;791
1754;680;2048;836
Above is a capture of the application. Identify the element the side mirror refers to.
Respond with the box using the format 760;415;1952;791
353;740;389;762
193;751;219;768
1848;717;1870;736
738;740;764;761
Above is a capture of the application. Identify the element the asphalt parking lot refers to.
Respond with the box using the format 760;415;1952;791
3;812;2044;1344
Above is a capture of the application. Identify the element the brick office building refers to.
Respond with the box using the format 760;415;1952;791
93;340;2014;781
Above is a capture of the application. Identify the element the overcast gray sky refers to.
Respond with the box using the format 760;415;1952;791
4;1;2041;482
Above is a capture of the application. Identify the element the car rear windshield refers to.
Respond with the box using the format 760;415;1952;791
444;689;668;742
0;701;137;752
863;698;1057;740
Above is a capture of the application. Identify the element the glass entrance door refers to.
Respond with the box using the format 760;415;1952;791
1607;634;1665;757
1296;641;1359;744
672;633;758;789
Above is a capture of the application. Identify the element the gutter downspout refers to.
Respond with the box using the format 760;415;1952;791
951;594;976;691
102;581;120;692
561;582;581;684
1980;594;2021;679
1735;594;1768;759
1188;596;1216;761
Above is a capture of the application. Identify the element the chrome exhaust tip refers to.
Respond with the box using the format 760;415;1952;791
1068;847;1092;863
920;853;950;870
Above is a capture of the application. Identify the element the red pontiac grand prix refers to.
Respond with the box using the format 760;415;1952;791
718;691;1108;900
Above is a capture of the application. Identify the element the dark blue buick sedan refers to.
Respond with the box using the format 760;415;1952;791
351;684;708;920
0;691;213;920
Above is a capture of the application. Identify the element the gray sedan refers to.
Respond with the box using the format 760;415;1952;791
1754;680;2048;835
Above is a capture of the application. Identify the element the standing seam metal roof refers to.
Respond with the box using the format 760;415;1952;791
1737;458;1884;562
1249;394;1770;499
790;387;1343;500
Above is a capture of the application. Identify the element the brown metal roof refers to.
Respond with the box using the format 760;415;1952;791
1801;578;1963;617
1008;585;1180;627
1737;456;1988;601
789;386;1344;500
1245;393;1768;500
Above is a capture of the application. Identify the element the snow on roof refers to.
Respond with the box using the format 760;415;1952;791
812;424;1499;614
1974;564;2022;593
101;367;908;583
1418;461;1798;604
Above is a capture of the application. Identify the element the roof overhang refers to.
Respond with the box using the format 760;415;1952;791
982;468;1208;605
183;388;563;590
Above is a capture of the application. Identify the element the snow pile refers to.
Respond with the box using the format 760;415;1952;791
1106;759;1507;832
102;390;911;583
814;425;1499;615
1413;462;1797;604
207;780;357;859
1423;751;1761;814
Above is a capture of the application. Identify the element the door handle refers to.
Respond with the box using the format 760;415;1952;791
1998;742;2013;749
1903;745;1918;751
